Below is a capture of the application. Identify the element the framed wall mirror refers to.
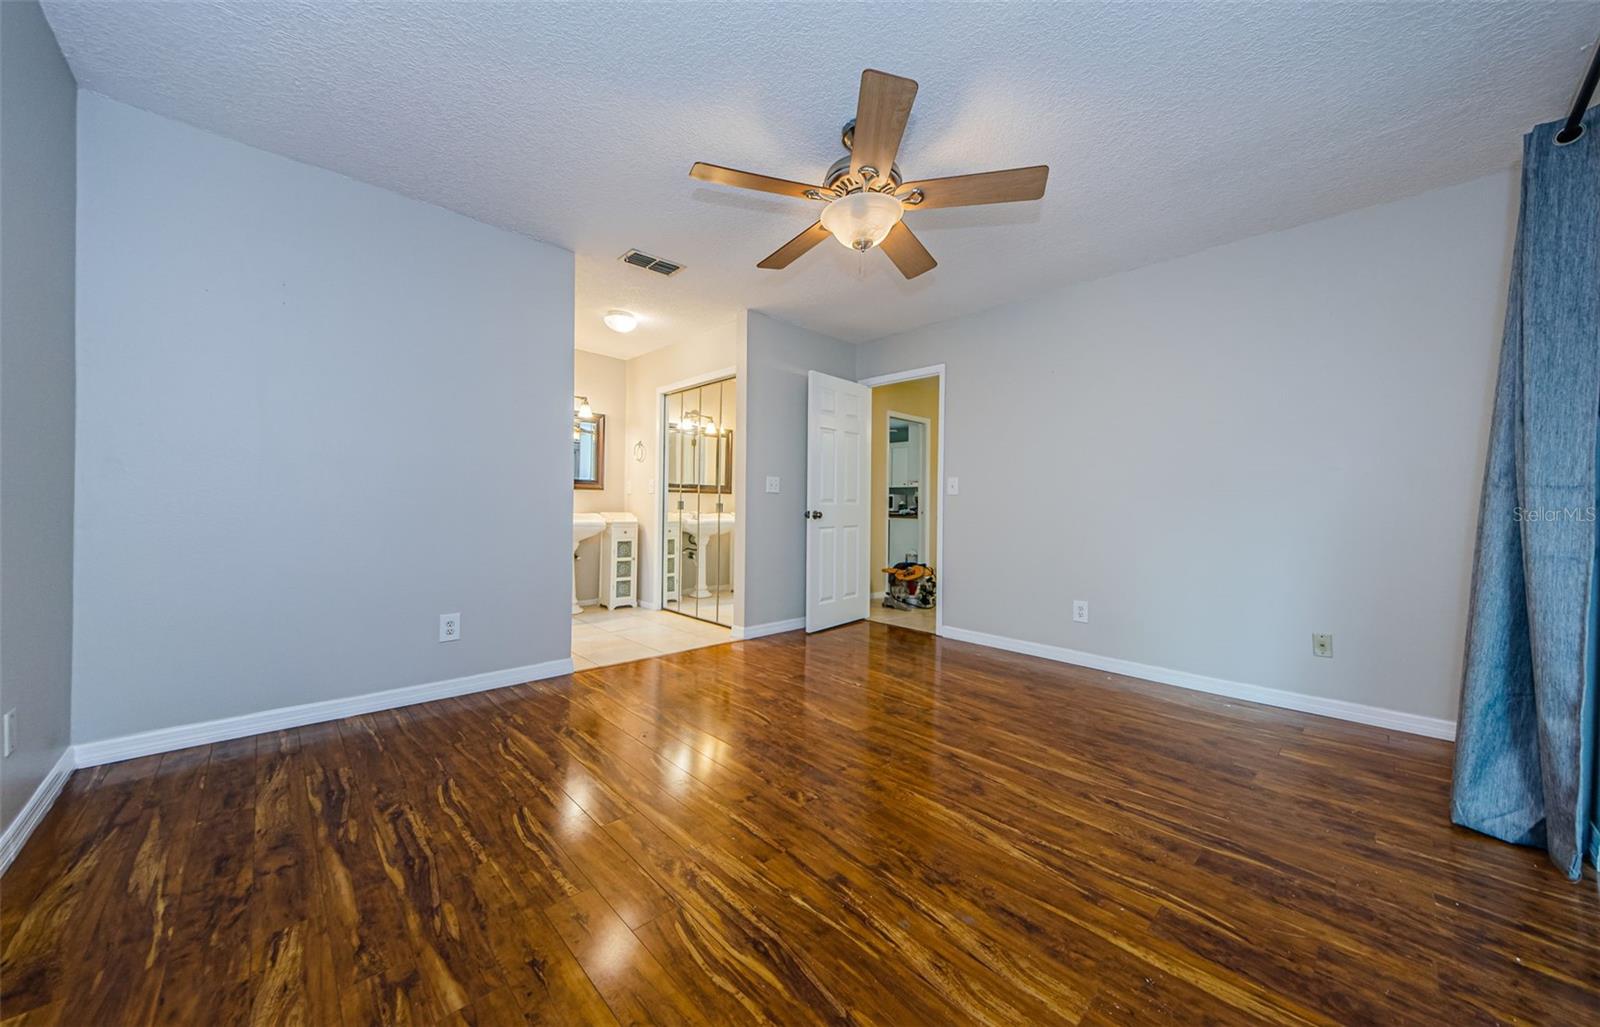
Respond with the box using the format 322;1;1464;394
574;414;605;490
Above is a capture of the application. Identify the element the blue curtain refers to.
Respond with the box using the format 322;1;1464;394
1453;106;1600;880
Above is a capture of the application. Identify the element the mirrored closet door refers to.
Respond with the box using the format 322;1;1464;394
662;377;735;626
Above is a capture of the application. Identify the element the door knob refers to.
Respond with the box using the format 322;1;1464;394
806;510;822;520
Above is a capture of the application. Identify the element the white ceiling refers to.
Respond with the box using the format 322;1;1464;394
42;1;1600;359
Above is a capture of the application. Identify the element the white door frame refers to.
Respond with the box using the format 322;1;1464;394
655;367;738;617
859;364;945;637
883;409;933;569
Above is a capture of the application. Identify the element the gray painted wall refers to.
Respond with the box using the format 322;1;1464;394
738;311;856;630
0;1;76;833
857;172;1516;721
73;94;574;743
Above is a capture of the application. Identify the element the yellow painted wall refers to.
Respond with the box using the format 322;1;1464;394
871;376;939;580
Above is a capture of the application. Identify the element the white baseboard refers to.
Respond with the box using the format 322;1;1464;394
731;617;806;641
640;600;661;611
0;747;76;873
938;626;1456;740
73;657;575;768
871;591;887;601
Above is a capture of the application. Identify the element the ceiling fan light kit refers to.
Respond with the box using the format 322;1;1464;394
820;190;904;251
689;69;1048;279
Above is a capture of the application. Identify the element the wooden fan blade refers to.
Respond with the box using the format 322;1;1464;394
900;165;1049;209
850;70;918;180
758;222;832;269
879;222;936;279
690;162;822;200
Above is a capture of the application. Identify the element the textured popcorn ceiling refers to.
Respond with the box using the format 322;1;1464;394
42;1;1600;358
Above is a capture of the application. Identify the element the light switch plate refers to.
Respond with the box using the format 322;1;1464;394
439;613;461;643
947;476;960;495
766;476;781;493
2;709;14;758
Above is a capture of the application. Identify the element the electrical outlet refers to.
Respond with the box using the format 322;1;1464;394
3;709;15;758
439;613;461;643
766;476;781;493
947;476;960;495
1072;600;1089;624
1313;633;1333;658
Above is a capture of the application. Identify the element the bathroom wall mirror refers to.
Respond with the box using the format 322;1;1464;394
574;414;604;490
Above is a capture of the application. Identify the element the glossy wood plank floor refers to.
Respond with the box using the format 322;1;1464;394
4;623;1598;1025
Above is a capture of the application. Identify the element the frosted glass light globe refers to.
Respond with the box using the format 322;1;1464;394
820;191;904;251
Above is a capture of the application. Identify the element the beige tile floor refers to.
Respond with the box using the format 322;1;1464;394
571;604;733;669
867;602;937;633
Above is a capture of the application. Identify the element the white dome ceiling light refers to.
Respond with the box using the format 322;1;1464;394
690;69;1048;279
603;310;638;333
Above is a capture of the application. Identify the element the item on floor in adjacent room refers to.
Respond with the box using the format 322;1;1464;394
882;562;936;610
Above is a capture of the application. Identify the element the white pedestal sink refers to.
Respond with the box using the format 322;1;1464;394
679;511;735;599
572;513;605;614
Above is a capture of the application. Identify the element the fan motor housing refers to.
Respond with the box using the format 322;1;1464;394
824;156;903;191
825;119;903;191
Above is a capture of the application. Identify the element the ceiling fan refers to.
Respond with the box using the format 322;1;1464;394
690;69;1048;280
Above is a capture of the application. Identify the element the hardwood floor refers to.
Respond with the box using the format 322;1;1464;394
3;622;1597;1025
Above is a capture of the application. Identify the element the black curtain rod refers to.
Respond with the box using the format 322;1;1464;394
1556;34;1600;145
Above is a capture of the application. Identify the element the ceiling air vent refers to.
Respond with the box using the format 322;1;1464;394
620;249;684;276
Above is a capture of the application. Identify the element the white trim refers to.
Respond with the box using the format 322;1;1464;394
0;747;76;873
656;366;738;397
640;599;662;611
859;364;946;388
862;365;945;637
938;626;1457;740
72;657;575;768
731;617;805;641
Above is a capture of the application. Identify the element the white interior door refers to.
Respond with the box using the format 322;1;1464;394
806;371;871;632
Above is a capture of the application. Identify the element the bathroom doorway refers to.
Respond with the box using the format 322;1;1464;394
662;375;736;626
863;368;943;635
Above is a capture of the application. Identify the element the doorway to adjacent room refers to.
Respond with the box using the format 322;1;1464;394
865;371;941;633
